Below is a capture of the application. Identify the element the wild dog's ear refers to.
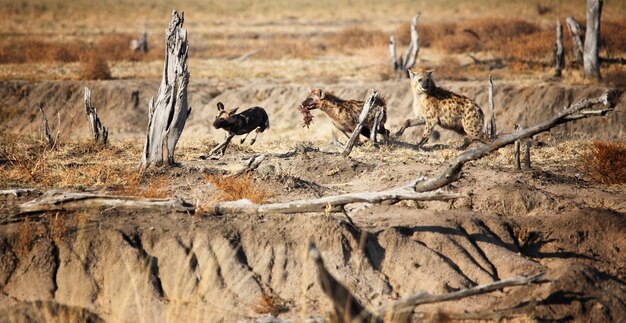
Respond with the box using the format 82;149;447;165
408;69;416;79
228;107;239;115
217;102;225;111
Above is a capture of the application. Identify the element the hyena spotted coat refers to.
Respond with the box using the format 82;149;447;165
299;88;390;142
409;69;488;149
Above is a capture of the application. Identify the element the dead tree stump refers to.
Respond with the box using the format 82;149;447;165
38;103;55;149
390;13;420;75
488;75;496;140
554;20;565;77
566;16;585;65
130;29;148;53
140;10;191;169
584;0;603;79
84;87;108;145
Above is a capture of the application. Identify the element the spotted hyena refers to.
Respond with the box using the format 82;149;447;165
299;88;390;142
409;69;488;149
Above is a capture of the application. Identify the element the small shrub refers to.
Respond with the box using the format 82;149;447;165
79;51;111;80
46;212;68;242
581;141;626;185
206;174;272;203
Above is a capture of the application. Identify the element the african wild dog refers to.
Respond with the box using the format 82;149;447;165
408;68;488;149
299;88;390;143
208;102;269;156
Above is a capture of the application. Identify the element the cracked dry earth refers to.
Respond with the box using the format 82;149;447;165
1;144;625;322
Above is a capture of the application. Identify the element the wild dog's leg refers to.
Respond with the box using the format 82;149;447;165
417;120;436;148
250;127;262;145
395;118;426;137
209;133;235;157
240;132;251;144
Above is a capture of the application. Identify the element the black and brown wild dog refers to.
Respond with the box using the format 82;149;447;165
208;102;269;156
299;88;390;143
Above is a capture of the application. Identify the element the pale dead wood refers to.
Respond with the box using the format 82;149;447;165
308;242;376;323
403;12;420;71
130;29;148;53
583;0;603;79
514;139;522;170
413;90;618;192
18;191;194;215
231;48;260;62
389;35;399;71
465;54;505;70
376;272;545;317
140;10;191;169
524;140;531;169
230;154;266;177
566;16;585;65
210;187;462;216
38;103;55;149
84;87;108;145
488;75;496;140
390;13;420;74
369;107;384;143
342;90;377;157
0;189;38;197
554;20;564;77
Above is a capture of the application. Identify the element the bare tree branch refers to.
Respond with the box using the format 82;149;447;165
230;154;266;177
38;103;55;149
376;272;545;317
342;90;377;157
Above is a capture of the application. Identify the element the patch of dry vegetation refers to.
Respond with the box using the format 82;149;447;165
79;51;111;80
581;140;626;185
206;174;272;203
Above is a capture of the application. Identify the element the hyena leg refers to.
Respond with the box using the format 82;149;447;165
417;121;436;148
457;138;471;150
395;117;426;137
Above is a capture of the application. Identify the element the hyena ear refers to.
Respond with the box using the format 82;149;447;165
319;90;325;99
407;70;416;79
426;70;433;78
217;102;225;111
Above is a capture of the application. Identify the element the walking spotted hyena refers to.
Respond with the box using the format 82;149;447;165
299;88;390;142
409;69;488;149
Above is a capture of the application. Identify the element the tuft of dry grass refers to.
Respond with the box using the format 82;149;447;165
46;212;68;242
254;292;286;316
581;140;626;185
79;51;111;80
17;217;34;256
206;174;272;204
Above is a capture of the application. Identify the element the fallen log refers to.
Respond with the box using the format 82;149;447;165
211;186;462;216
230;154;266;177
0;189;39;197
18;191;194;215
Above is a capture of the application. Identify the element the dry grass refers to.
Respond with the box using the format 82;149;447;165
46;212;69;242
254;292;286;316
206;174;272;203
581;140;626;185
79;51;111;80
16;217;34;256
